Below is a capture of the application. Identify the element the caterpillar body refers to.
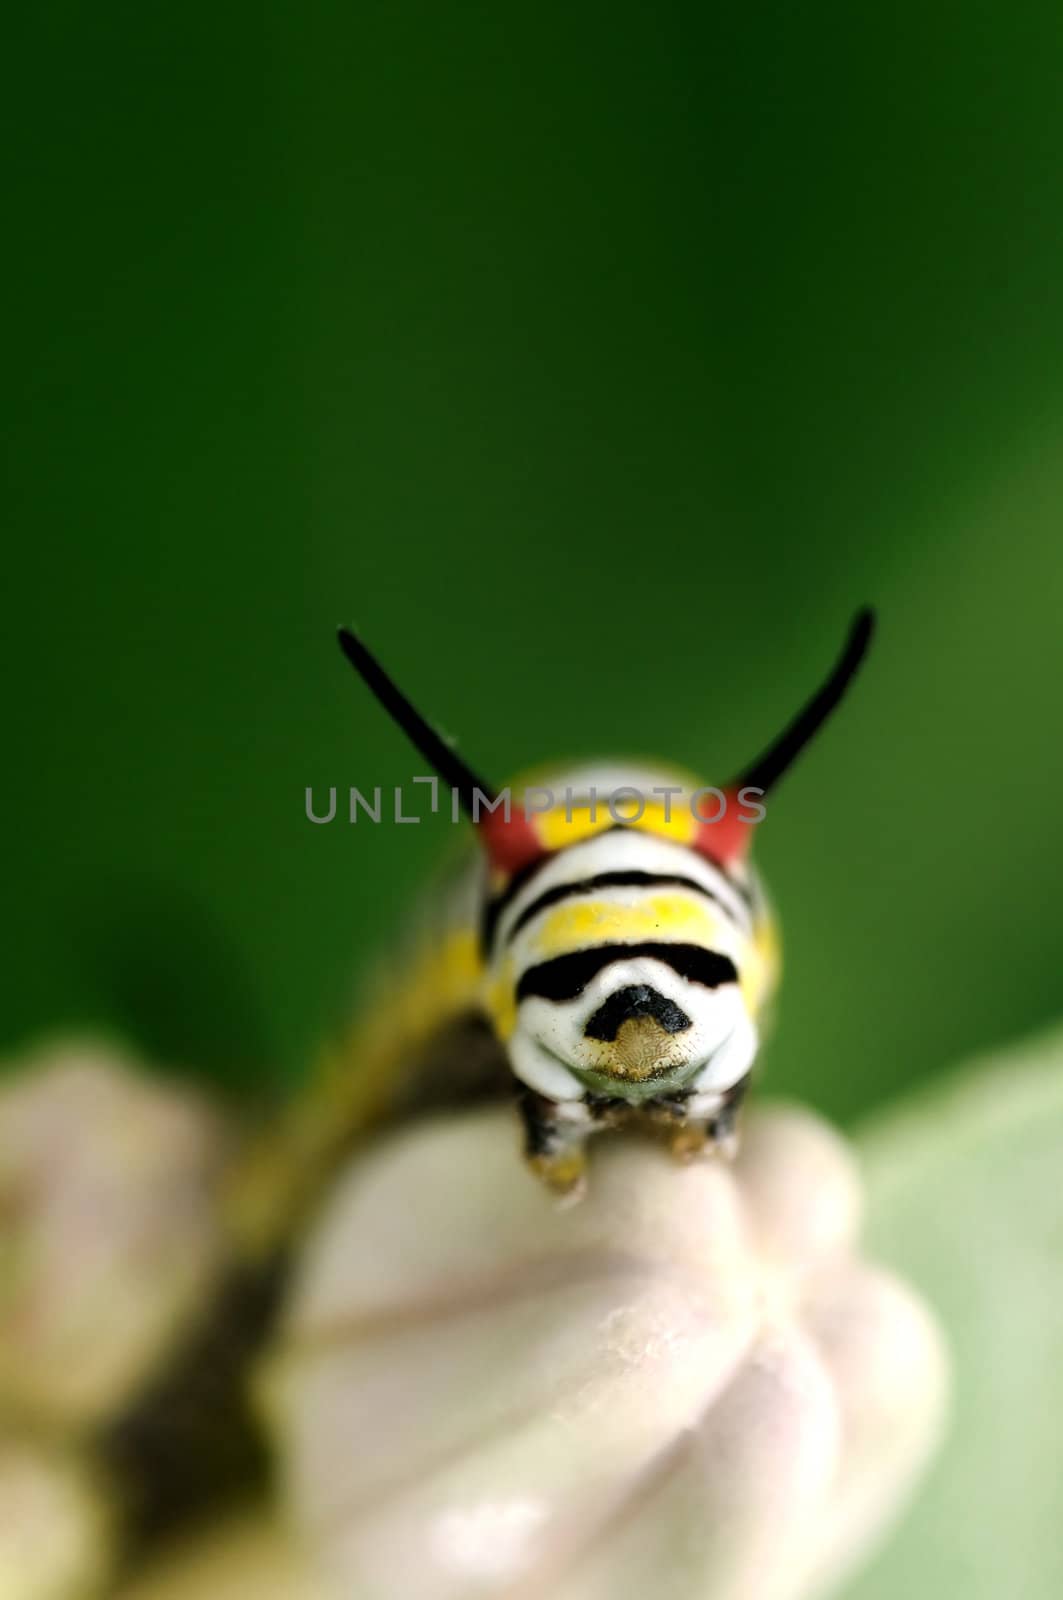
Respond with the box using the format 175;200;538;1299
271;610;874;1216
108;612;875;1553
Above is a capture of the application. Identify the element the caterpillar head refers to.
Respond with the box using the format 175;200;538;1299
337;612;872;1102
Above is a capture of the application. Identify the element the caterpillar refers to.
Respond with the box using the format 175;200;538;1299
276;609;875;1206
106;611;876;1557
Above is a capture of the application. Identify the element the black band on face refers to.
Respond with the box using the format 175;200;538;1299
516;943;739;1004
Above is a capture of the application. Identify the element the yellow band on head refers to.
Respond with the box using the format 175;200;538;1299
535;799;699;853
531;893;726;960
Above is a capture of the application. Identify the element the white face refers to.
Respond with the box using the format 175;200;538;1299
509;953;757;1104
487;823;761;1106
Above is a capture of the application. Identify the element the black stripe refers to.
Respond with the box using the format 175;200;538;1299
481;826;753;950
480;852;557;948
504;870;741;946
480;823;645;947
517;943;739;1003
583;986;692;1041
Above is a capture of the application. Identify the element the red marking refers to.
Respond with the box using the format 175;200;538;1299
693;788;756;865
477;807;546;873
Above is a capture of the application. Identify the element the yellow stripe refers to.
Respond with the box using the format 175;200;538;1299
230;925;487;1254
486;958;518;1040
741;913;781;1013
535;799;699;852
531;893;726;959
294;927;485;1168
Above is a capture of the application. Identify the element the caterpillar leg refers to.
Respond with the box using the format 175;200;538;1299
706;1072;751;1158
653;1072;752;1163
517;1089;598;1201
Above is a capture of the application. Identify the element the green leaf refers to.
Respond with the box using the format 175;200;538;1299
843;1025;1063;1600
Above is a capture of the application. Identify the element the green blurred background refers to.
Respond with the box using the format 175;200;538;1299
5;1;1063;1124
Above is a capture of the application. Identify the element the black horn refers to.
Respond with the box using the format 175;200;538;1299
337;627;497;820
730;608;876;796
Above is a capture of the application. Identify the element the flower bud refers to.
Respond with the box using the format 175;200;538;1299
0;1434;111;1599
0;1037;229;1429
269;1103;948;1600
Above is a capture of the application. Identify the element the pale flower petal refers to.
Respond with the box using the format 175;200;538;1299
0;1037;229;1428
0;1435;111;1599
270;1103;947;1600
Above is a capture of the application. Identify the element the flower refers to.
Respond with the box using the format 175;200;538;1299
268;1102;948;1600
0;1434;110;1600
0;1037;229;1430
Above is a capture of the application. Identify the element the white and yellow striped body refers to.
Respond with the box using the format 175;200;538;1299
317;765;778;1165
312;613;873;1201
238;764;781;1231
481;769;777;1104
